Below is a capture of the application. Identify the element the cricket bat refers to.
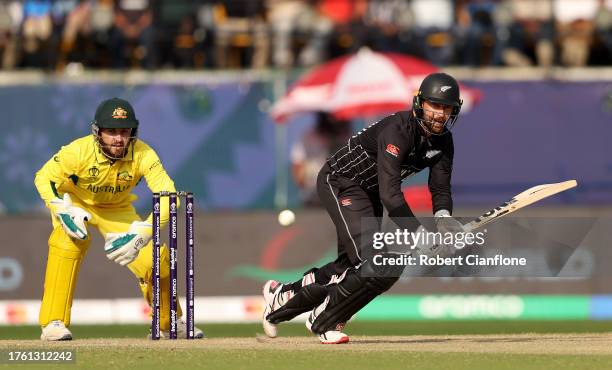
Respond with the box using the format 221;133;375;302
463;180;578;232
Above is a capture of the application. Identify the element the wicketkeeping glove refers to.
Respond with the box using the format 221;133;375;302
50;193;91;240
104;221;152;266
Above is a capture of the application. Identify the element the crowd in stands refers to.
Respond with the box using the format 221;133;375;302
0;0;610;71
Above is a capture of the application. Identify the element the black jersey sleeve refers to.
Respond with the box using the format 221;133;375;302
428;136;454;214
376;116;421;232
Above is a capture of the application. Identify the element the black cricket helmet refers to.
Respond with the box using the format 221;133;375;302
412;73;463;135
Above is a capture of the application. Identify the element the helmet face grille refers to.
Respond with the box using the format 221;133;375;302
412;96;461;136
90;97;139;160
91;122;137;160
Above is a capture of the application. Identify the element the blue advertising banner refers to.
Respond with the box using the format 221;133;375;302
0;79;610;214
452;81;612;205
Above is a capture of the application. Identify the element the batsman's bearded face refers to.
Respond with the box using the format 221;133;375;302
421;100;453;135
99;128;132;158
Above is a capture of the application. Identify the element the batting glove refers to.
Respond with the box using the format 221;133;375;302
104;221;152;266
412;225;455;259
434;210;465;234
50;193;91;240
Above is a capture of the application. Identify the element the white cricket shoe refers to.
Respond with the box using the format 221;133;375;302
262;280;294;338
40;320;72;341
306;309;349;344
305;297;349;344
148;318;205;339
319;323;349;344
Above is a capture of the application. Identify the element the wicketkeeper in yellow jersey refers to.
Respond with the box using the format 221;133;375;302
34;97;204;341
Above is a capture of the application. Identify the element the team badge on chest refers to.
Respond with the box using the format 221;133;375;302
117;171;133;184
386;144;400;157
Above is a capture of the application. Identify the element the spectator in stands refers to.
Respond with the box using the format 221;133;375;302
0;1;21;69
214;0;268;69
593;0;612;64
554;0;598;67
267;0;333;68
85;0;115;67
46;1;88;68
498;0;554;67
171;14;199;68
153;1;213;69
410;0;455;65
56;0;90;69
109;0;153;69
193;2;222;68
361;0;414;54
319;0;367;58
0;0;609;70
20;0;54;68
455;0;498;66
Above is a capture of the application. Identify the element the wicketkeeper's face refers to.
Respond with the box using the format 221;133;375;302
422;100;454;134
99;128;132;158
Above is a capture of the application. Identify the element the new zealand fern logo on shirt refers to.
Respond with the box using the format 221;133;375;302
117;171;133;184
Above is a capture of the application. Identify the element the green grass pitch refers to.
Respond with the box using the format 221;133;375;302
1;321;611;370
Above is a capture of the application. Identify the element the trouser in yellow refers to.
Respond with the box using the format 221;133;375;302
39;201;182;329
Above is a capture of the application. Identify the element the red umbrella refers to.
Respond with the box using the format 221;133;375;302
271;48;481;122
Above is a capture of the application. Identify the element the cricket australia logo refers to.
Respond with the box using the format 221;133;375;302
154;203;160;212
117;171;133;184
187;202;193;212
170;203;177;212
112;107;128;119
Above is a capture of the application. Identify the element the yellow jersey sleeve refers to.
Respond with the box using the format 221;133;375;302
137;142;178;228
34;141;81;212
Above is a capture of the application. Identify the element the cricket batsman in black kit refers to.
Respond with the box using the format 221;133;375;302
262;73;467;344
